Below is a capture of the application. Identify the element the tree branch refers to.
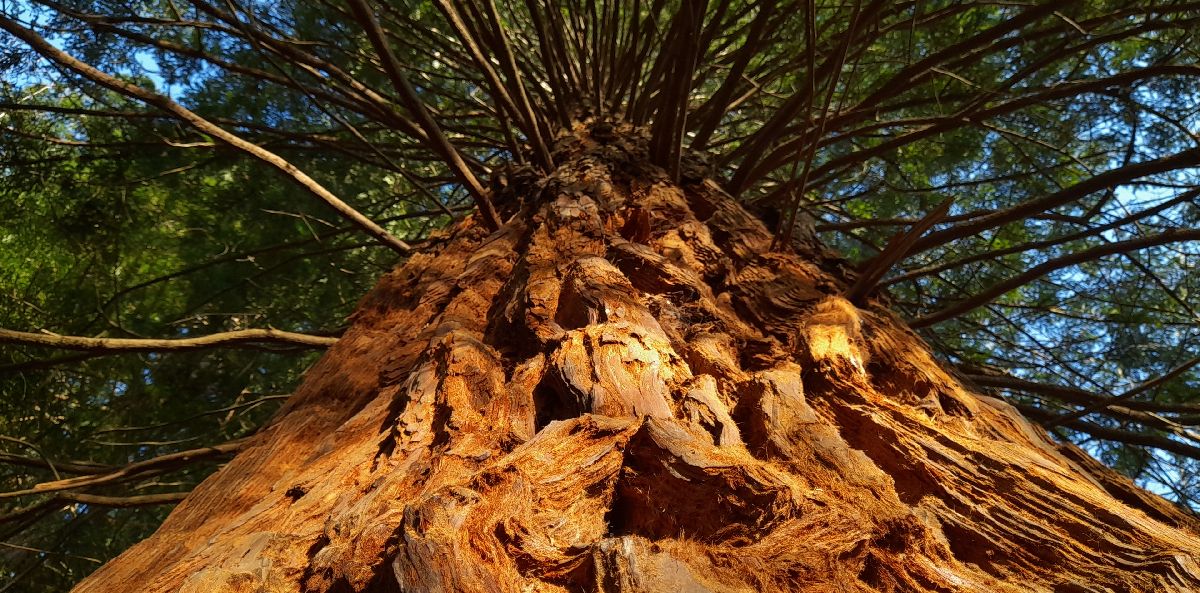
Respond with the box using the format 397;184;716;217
910;228;1200;327
1014;403;1200;461
908;143;1200;256
0;439;246;500
0;14;413;254
54;492;190;508
0;328;337;353
883;189;1200;287
343;0;502;230
1043;356;1200;429
844;196;952;304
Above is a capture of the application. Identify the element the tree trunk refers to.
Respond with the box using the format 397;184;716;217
74;126;1200;592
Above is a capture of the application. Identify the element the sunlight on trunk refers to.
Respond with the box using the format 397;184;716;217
73;125;1200;592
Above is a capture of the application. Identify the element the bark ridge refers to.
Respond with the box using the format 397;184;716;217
75;126;1200;593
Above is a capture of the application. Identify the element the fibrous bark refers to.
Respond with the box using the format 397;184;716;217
74;125;1200;592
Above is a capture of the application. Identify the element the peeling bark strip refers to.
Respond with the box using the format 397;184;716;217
74;126;1200;593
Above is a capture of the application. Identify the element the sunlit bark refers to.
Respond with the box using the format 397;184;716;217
74;126;1200;593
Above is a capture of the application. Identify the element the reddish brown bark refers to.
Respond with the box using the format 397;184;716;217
74;125;1200;592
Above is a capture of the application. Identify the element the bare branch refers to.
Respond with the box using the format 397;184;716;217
883;189;1200;287
0;328;337;353
910;228;1200;327
908;144;1200;258
0;452;115;476
0;439;246;500
844;196;952;304
1043;356;1200;429
965;373;1200;416
1014;402;1200;461
54;491;190;507
343;0;502;230
647;0;706;181
0;14;413;253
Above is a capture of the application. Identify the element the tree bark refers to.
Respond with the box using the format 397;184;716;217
74;125;1200;592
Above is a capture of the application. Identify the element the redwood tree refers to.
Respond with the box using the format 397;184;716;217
3;1;1200;591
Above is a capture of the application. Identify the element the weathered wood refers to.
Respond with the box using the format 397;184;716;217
74;124;1200;592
